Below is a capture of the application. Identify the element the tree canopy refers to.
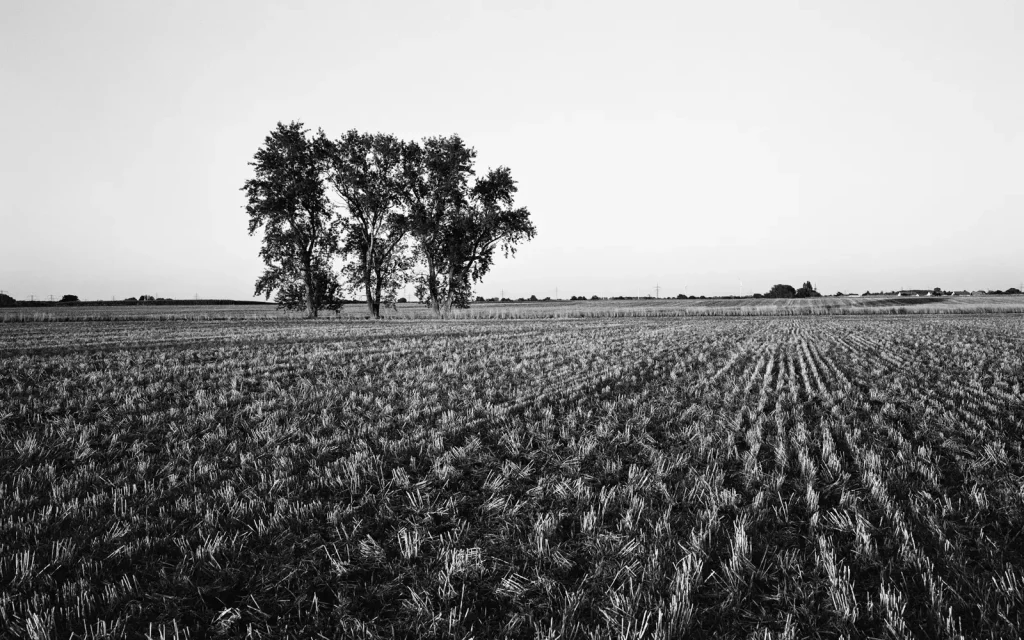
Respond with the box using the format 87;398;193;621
245;124;535;317
329;131;410;319
765;284;797;299
243;121;338;318
795;281;821;298
764;282;820;299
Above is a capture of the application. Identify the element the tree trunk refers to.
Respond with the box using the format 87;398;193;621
303;262;317;319
373;267;384;318
427;258;441;315
363;249;378;319
445;262;457;313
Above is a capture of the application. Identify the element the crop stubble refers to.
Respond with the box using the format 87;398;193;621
1;315;1022;638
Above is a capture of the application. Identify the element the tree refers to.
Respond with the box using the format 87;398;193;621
243;122;338;319
795;281;821;298
263;263;343;313
444;166;535;309
60;294;79;302
403;135;535;312
402;135;475;313
765;284;796;299
0;293;16;307
329;131;411;319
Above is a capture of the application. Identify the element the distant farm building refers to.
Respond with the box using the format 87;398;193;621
897;290;931;297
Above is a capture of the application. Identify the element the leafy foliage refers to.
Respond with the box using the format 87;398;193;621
266;264;343;313
329;131;411;318
766;284;797;298
244;124;535;318
243;121;339;318
402;135;477;312
403;135;535;311
796;280;821;298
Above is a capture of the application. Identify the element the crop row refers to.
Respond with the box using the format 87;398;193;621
1;316;1022;638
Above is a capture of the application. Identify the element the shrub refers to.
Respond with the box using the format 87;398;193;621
765;284;796;299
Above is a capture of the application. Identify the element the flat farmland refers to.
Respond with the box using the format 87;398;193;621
3;294;1024;324
1;314;1023;638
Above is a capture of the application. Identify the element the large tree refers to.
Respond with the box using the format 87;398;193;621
329;131;410;319
443;166;535;309
243;122;338;318
765;284;797;299
257;261;343;314
402;135;475;313
404;136;535;312
795;281;821;298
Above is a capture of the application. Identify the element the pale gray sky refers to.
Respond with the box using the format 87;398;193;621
2;0;1022;300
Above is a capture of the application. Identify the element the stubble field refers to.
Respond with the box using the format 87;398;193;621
1;309;1023;638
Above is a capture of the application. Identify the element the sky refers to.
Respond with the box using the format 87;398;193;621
2;0;1022;301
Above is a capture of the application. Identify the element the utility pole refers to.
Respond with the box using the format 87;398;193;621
655;284;660;299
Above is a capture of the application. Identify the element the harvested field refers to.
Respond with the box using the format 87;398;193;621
2;295;1024;324
1;314;1023;638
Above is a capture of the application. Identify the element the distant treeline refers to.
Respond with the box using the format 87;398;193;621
0;296;277;308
